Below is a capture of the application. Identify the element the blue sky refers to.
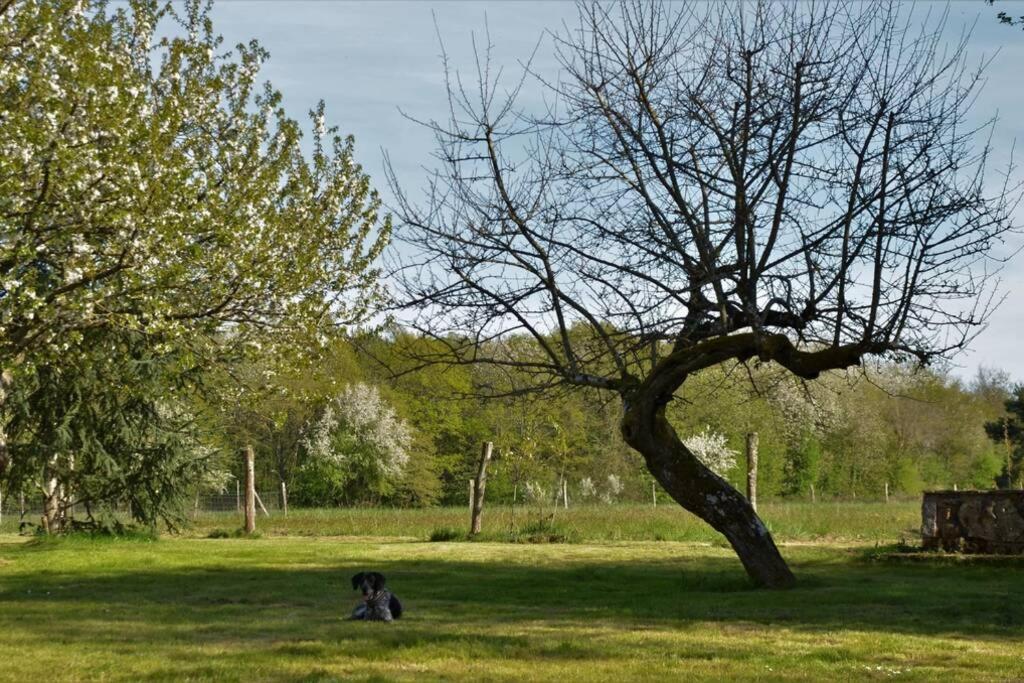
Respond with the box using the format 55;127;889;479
206;1;1024;381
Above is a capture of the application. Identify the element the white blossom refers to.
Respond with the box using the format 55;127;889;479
303;383;411;478
523;480;547;502
600;474;623;503
683;427;737;476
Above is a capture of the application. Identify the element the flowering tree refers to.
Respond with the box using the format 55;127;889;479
1;1;386;367
296;383;412;504
0;0;389;524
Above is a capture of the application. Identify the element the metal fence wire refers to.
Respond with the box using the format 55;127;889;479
190;491;283;513
0;490;284;521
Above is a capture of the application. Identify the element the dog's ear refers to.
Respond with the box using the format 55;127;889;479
351;572;365;590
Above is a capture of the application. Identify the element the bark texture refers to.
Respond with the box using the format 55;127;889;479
243;445;256;534
622;398;795;589
470;441;492;535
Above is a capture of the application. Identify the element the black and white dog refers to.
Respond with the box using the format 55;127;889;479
349;571;403;622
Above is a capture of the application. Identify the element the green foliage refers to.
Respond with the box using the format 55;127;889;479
967;451;1004;489
783;435;822;496
984;384;1024;488
291;383;413;506
893;458;925;495
5;330;213;531
2;1;1009;521
1;0;389;373
225;332;1013;508
290;458;349;508
0;0;389;526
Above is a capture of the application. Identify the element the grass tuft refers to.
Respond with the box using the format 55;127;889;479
428;527;465;542
511;519;580;544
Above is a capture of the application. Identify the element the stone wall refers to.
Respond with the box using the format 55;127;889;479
921;490;1024;553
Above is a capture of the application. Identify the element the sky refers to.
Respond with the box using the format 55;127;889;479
203;1;1024;381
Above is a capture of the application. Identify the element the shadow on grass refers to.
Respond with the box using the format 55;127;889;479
2;542;1022;634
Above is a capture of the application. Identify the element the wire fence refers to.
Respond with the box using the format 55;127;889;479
190;490;284;513
0;490;284;522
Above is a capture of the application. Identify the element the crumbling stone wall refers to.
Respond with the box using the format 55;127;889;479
921;490;1024;553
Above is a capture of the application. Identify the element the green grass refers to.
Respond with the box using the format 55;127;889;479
175;500;923;544
1;531;1022;681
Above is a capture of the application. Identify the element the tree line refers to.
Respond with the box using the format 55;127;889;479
213;334;1019;511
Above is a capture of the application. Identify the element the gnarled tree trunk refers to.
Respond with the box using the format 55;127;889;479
622;398;795;589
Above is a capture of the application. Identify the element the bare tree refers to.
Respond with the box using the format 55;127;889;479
388;0;1020;587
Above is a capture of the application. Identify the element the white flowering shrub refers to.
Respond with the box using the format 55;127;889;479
578;476;596;499
600;473;624;503
682;427;737;476
197;467;234;495
295;383;411;505
306;383;411;475
523;480;548;503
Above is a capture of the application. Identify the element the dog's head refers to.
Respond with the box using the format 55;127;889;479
351;571;387;598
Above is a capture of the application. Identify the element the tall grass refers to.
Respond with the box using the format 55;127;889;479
180;500;921;543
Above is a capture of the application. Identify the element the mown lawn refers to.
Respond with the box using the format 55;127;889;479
0;533;1022;681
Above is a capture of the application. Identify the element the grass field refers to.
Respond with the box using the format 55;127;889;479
1;503;1022;681
0;501;922;543
182;500;924;544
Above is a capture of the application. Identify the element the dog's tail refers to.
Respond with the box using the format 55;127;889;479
389;594;403;620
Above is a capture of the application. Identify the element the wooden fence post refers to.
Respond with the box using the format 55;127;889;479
810;483;816;503
652;480;657;507
470;441;493;535
279;480;288;516
746;432;758;512
243;445;256;534
254;491;270;517
468;479;475;515
884;481;890;503
235;479;241;513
